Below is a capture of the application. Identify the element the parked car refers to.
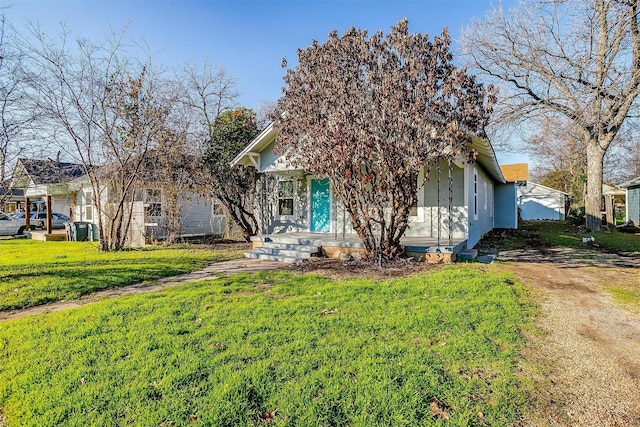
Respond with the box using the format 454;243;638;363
0;211;26;236
10;211;71;229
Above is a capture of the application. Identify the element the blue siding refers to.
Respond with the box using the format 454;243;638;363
629;187;640;225
494;183;518;228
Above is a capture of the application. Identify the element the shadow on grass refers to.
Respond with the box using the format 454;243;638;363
0;255;227;312
475;221;640;269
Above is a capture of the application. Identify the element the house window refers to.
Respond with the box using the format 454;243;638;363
4;202;17;214
484;182;488;211
212;202;224;216
409;173;418;216
409;200;418;217
473;172;478;220
145;189;162;217
278;180;294;216
489;183;493;218
84;191;93;221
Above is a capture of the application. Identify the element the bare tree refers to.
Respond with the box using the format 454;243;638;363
461;0;640;231
181;60;238;148
20;23;169;250
617;121;640;180
273;19;494;262
0;15;36;207
180;61;260;240
144;113;201;245
99;66;172;250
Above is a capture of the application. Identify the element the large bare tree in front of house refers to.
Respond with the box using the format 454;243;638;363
461;0;640;231
0;16;37;208
20;23;168;250
100;67;172;250
202;108;259;241
143;121;200;245
273;19;494;262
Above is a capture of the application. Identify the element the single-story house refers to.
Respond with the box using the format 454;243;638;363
500;163;569;221
71;171;226;247
11;158;85;232
619;176;640;225
232;123;517;263
10;156;225;245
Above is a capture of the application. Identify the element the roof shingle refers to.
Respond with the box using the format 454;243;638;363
500;163;529;182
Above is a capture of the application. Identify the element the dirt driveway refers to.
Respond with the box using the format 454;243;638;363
497;247;640;426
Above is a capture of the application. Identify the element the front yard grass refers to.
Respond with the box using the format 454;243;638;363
0;240;245;312
522;220;640;256
0;266;534;426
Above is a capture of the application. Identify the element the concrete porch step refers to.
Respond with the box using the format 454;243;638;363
261;242;319;252
244;252;305;264
457;248;478;261
252;247;315;258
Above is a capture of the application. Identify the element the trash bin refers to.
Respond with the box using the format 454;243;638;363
74;222;91;241
91;223;100;241
66;221;91;241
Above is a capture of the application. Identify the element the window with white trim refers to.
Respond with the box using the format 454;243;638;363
473;172;478;220
145;189;162;218
84;191;93;221
278;181;294;216
212;201;224;216
489;183;493;218
409;173;418;216
484;181;488;211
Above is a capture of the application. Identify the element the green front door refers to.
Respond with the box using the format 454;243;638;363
311;178;330;232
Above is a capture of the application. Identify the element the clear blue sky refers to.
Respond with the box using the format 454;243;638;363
5;0;527;165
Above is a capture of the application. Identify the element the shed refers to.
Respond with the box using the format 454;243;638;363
500;163;569;221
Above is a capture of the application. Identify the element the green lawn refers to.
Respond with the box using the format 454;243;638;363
0;266;534;426
520;220;640;256
0;240;244;312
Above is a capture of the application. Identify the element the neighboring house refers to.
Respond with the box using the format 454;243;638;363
12;158;85;222
619;176;640;225
232;123;517;263
602;183;626;227
71;173;226;247
501;163;569;221
0;185;24;214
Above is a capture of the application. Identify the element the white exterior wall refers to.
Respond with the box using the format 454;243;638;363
73;183;100;226
405;161;467;241
180;195;225;236
51;197;73;218
73;183;224;246
518;182;567;220
259;175;310;235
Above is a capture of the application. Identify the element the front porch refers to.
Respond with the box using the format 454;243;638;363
247;232;466;264
28;229;67;241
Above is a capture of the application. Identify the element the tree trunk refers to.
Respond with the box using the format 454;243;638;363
585;140;606;232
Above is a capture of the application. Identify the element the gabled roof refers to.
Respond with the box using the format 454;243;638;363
232;122;506;183
603;183;625;197
469;136;506;184
500;163;529;182
619;176;640;189
526;181;570;196
231;122;277;169
17;158;85;185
